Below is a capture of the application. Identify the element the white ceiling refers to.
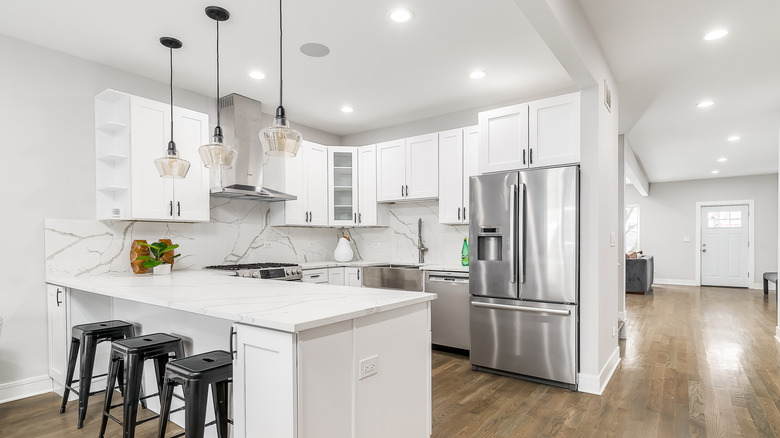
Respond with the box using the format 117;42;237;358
579;0;780;183
0;0;573;137
3;1;777;183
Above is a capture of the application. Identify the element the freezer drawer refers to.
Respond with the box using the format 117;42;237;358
470;296;577;387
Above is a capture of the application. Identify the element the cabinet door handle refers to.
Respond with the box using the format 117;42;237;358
529;148;533;164
405;185;409;197
229;327;237;360
177;201;181;217
523;149;526;165
463;207;466;219
358;213;362;224
457;207;461;220
354;213;357;223
357;270;360;280
310;274;320;278
401;185;404;197
309;211;313;222
56;288;63;307
169;201;173;217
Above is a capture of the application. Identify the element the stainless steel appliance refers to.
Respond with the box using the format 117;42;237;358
469;166;578;390
204;262;302;281
425;270;470;352
361;264;424;291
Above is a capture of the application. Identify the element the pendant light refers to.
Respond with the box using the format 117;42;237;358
260;0;302;158
155;37;191;178
199;6;238;169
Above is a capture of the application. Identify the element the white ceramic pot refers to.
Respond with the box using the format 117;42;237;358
153;263;172;275
333;237;354;262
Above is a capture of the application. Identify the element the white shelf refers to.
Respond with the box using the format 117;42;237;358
97;186;128;192
97;121;128;132
97;153;128;163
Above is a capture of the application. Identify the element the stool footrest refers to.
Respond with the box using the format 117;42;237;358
139;392;160;401
170;406;185;414
134;414;160;426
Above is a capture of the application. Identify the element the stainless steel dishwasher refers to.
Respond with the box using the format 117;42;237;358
425;270;470;352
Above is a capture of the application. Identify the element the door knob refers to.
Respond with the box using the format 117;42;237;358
702;249;707;253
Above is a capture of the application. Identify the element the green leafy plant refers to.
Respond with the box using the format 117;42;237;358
136;241;180;268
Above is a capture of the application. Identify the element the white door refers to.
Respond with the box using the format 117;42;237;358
462;125;480;224
376;139;406;202
701;205;749;287
438;128;464;224
328;147;358;226
405;133;439;199
478;103;529;173
358;145;377;226
47;285;68;389
528;92;580;168
305;144;329;226
172;107;209;221
130;97;174;220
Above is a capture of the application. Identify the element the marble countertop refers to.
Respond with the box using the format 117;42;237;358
301;261;468;273
46;271;435;333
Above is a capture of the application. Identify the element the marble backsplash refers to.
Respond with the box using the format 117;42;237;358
45;199;468;276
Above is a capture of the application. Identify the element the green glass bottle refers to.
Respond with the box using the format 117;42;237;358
461;238;469;266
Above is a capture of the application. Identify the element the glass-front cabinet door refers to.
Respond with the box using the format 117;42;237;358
328;147;359;226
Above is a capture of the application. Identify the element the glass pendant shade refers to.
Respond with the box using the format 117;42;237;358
199;129;237;169
155;142;191;178
261;112;302;158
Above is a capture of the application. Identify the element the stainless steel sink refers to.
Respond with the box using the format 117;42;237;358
362;264;424;291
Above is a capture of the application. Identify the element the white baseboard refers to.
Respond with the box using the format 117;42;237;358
654;278;699;286
751;282;776;290
578;346;621;395
0;375;52;404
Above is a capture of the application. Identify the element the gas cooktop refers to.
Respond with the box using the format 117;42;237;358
203;262;302;281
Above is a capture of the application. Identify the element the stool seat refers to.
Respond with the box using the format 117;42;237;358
158;351;233;438
60;320;135;429
100;333;184;438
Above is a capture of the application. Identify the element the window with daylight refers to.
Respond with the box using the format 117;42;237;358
707;210;742;228
625;205;640;253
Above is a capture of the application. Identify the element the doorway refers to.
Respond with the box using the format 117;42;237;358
696;202;753;288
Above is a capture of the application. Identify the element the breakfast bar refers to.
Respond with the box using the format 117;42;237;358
46;271;435;438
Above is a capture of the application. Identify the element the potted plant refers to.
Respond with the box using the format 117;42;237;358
136;241;180;275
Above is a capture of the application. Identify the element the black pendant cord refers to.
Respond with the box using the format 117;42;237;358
216;19;221;128
278;0;283;110
169;45;175;148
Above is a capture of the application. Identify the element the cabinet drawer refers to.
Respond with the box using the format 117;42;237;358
302;268;329;284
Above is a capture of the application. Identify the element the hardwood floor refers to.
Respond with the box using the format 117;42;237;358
1;284;777;437
0;391;183;438
432;284;780;437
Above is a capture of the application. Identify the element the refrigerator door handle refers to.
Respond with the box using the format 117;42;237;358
471;301;571;316
518;183;525;284
510;184;518;283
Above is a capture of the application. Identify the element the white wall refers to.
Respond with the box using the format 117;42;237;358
625;174;778;285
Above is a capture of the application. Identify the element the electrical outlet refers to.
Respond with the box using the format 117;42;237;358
371;240;381;248
308;241;315;248
359;355;379;380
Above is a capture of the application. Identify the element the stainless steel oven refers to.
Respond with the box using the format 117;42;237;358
203;263;303;281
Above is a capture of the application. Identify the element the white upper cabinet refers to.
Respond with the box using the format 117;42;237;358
376;133;438;202
478;92;580;173
95;90;209;222
328;147;359;227
528;92;580;167
268;141;329;226
478;103;529;174
439;126;479;225
357;145;379;226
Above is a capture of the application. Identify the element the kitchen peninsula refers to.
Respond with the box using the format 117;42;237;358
46;271;434;438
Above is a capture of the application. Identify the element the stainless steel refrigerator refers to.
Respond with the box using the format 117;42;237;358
469;166;578;390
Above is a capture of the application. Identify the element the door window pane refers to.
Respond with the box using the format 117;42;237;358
707;210;743;228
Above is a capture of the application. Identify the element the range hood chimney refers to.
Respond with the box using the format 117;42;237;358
209;94;296;201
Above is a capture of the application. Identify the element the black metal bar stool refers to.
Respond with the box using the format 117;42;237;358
158;350;233;438
59;320;135;429
99;333;185;438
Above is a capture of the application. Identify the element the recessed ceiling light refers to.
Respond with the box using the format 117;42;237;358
697;100;714;108
711;170;720;174
704;29;728;41
727;135;741;142
390;8;413;23
717;157;727;162
249;71;266;80
340;106;354;113
300;43;330;57
469;70;487;79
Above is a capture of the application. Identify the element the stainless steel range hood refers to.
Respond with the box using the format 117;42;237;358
209;94;296;201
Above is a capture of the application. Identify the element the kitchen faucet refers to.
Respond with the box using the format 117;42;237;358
418;218;428;264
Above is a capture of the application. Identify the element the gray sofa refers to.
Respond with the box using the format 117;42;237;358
626;255;654;293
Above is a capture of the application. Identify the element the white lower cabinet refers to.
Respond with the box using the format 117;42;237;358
232;302;431;438
328;267;345;286
47;284;68;390
345;267;362;287
302;268;329;284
